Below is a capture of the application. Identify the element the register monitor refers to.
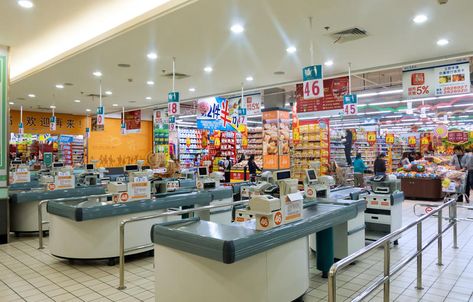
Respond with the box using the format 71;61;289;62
53;162;64;168
273;170;291;182
198;166;209;177
86;163;95;171
306;169;317;183
124;164;139;173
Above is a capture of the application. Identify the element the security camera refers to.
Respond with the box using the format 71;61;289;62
438;0;448;4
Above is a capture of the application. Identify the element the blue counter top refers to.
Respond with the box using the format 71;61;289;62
151;202;358;264
9;186;107;204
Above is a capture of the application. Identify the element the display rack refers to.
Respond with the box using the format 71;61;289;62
239;127;263;162
178;128;203;166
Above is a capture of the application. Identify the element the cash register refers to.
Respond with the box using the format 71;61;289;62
78;163;100;186
196;166;217;190
262;170;293;196
304;169;330;199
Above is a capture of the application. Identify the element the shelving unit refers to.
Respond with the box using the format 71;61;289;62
239;127;262;164
153;124;169;157
178;128;203;166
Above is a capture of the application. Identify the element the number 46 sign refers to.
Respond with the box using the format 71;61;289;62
302;65;324;100
343;94;358;116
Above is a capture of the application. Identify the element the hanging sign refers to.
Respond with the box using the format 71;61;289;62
96;106;105;126
124;109;141;133
434;124;448;138
121;122;126;135
18;122;24;134
408;136;417;147
85;127;90;138
403;59;470;99
240;94;262;115
196;97;245;132
447;131;468;144
385;133;394;145
168;116;176;132
343;94;358;116
302;65;324;100
296;76;348;115
168;92;180;115
50;116;56;131
366;131;377;146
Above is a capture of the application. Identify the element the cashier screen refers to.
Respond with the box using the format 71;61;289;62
307;170;317;181
125;164;139;172
198;167;208;176
276;170;291;180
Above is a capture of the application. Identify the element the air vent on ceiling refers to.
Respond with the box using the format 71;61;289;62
36;105;51;111
118;63;131;68
330;27;368;44
161;72;190;80
85;93;108;98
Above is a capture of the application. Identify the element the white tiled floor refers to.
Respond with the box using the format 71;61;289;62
1;199;473;301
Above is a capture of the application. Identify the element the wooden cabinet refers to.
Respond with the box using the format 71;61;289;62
401;178;443;200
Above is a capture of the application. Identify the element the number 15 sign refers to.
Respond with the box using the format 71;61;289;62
302;65;324;100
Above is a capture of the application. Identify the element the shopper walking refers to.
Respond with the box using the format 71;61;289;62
247;155;261;182
450;146;467;170
373;153;387;176
343;129;353;166
400;152;410;166
223;156;232;183
353;153;367;187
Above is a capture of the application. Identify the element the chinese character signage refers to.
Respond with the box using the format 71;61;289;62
447;131;468;144
196;97;246;132
124;109;141;134
403;60;470;99
302;65;324;100
296;76;349;115
241;94;262;115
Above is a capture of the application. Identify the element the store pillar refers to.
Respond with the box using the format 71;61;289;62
0;46;8;244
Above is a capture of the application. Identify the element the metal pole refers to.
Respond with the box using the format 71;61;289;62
437;208;443;266
383;241;390;301
452;200;458;249
38;200;48;249
328;271;336;302
416;222;423;290
118;221;126;289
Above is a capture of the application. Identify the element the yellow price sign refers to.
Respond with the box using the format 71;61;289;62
421;137;429;145
385;133;394;145
293;127;300;143
367;131;377;146
408;136;417;146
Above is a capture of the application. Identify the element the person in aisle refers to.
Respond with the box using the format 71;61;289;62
223;156;232;183
415;152;422;160
400;152;410;166
373;153;387;176
247;155;261;182
463;153;473;203
353;153;367;187
408;151;416;162
450;145;467;170
193;154;201;167
343;129;353;166
238;154;246;163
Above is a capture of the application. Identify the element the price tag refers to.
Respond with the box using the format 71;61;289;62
385;133;394;145
408;136;417;146
302;65;324;100
168;92;180;115
97;106;105;126
343;94;358;116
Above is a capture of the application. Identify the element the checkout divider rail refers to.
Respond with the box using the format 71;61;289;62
117;199;249;290
328;196;458;302
37;194;113;249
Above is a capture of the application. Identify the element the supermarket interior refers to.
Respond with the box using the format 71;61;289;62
2;0;473;302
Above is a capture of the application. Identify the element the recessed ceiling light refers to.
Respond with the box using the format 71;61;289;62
286;46;297;54
74;99;81;103
50;105;56;109
189;88;196;92
145;96;152;100
147;80;154;85
55;84;64;89
17;0;33;8
230;24;245;34
246;76;254;82
86;109;91;112
112;104;118;107
147;52;158;60
324;60;334;66
28;94;36;98
8;102;14;105
105;90;112;95
93;71;102;77
437;38;449;46
204;66;213;73
413;14;428;24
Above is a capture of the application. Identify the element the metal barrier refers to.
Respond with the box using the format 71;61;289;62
328;196;458;302
118;199;249;290
37;194;112;249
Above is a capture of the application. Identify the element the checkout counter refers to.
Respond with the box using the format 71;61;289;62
8;185;107;234
151;201;361;302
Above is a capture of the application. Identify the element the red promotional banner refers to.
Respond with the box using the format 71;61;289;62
447;131;468;144
295;76;349;113
124;110;141;133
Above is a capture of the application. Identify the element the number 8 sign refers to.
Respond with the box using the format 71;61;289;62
168;92;180;115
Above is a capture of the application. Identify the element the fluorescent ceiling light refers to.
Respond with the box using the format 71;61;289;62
112;104;118;107
147;52;158;60
437;39;449;46
286;46;297;54
248;114;262;118
28;94;36;98
378;89;403;95
50;105;56;109
247;121;262;124
384;115;403;119
246;76;254;82
146;81;154;85
437;105;450;109
85;109;91;112
369;100;402;106
179;115;196;118
55;84;64;89
230;24;245;33
17;0;33;8
188;88;196;92
413;15;428;24
204;66;213;73
324;60;334;67
93;71;102;77
74;99;80;103
105;90;112;95
8;102;14;105
364;110;391;115
145;97;152;100
453;103;473;107
358;92;378;98
358;104;368;107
